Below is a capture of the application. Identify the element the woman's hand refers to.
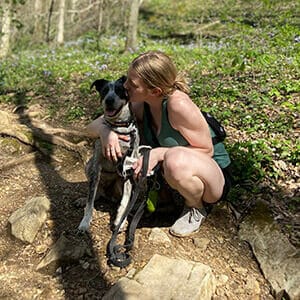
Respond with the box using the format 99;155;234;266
133;148;163;178
87;116;129;162
101;130;123;162
101;129;130;162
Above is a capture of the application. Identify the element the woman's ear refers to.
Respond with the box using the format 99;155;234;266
150;87;162;96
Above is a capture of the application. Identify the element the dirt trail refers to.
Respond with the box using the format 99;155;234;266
0;101;276;299
0;144;275;299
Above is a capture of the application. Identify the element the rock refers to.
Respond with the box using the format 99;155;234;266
239;200;300;300
245;275;260;295
36;232;92;271
216;274;229;286
148;228;171;244
103;254;216;300
8;196;50;243
126;268;136;279
103;277;153;300
193;237;210;251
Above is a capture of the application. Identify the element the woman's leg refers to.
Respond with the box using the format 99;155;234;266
163;147;225;207
162;147;225;236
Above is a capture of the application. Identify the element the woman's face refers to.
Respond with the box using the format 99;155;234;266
124;68;151;103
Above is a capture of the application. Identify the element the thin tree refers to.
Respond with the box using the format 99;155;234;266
0;0;12;58
57;0;65;44
70;0;78;23
125;0;141;52
46;0;54;43
97;0;104;32
33;0;43;42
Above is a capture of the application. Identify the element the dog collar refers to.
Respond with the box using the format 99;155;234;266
104;118;135;129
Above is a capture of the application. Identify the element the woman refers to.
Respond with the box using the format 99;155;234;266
87;50;232;237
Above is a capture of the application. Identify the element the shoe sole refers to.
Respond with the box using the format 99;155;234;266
169;227;200;238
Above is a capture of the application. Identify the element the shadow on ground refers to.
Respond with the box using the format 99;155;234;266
13;92;113;298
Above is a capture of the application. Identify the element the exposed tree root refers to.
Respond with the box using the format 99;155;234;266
0;109;90;168
0;152;37;171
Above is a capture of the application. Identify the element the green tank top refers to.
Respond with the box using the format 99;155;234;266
143;100;231;169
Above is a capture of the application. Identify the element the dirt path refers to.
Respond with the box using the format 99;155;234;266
0;100;277;299
0;142;275;299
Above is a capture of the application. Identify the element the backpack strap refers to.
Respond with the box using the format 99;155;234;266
201;111;226;145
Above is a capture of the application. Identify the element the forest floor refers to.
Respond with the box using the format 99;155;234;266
0;102;281;300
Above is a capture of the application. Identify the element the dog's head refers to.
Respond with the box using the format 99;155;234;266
91;76;128;118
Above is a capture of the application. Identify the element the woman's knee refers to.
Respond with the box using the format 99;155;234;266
163;148;185;172
163;147;196;184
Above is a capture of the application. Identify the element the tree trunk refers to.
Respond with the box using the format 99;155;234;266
0;0;12;58
71;0;78;23
33;0;43;42
125;0;140;52
57;0;66;44
97;0;104;32
46;0;55;43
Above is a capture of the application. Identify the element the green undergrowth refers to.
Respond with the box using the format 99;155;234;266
0;0;299;205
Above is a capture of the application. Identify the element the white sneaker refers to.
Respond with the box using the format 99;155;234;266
169;206;207;237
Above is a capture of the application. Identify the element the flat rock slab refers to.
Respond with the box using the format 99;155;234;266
8;196;50;243
103;254;216;300
239;200;300;300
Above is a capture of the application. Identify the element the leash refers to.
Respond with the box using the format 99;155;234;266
106;149;152;268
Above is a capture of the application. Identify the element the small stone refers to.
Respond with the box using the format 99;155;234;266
126;268;136;279
216;274;229;286
81;262;89;270
245;276;260;294
193;237;210;251
110;265;121;272
46;219;55;229
35;244;48;254
223;253;230;260
216;236;224;244
149;228;171;244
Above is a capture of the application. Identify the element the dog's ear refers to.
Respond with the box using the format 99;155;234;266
90;79;108;93
118;76;127;84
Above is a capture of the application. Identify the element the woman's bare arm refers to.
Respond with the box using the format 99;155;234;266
168;91;213;156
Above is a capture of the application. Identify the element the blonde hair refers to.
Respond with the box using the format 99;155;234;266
130;50;190;95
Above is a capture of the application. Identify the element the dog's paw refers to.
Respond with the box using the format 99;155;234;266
77;219;90;233
74;197;87;208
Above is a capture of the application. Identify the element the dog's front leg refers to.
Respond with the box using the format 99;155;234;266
78;166;102;232
78;140;102;232
114;179;132;232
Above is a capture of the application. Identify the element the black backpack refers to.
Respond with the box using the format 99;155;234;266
201;111;226;145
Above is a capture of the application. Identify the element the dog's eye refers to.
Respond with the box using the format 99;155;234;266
100;86;109;98
115;85;127;100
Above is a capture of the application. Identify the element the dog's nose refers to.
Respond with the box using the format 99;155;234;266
105;95;115;107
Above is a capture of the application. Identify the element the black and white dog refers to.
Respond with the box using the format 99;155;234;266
78;76;141;232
